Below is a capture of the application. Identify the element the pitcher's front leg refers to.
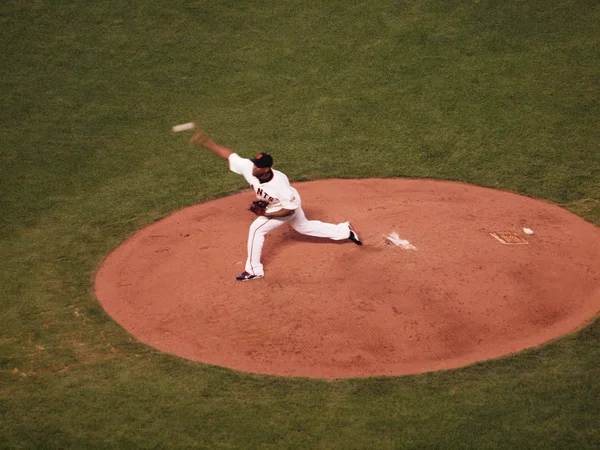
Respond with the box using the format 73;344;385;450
244;216;274;277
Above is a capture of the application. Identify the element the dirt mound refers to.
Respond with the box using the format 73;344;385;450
95;179;600;378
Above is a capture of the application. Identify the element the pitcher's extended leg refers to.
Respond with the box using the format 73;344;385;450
289;207;352;240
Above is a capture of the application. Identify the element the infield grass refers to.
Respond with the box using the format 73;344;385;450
1;0;599;448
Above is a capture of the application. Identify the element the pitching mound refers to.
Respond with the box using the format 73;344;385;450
95;179;600;378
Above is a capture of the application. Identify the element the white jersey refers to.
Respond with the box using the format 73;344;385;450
228;153;300;214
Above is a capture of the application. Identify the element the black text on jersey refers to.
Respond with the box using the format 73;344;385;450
256;187;274;202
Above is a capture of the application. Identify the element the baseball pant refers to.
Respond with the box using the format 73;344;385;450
245;207;350;277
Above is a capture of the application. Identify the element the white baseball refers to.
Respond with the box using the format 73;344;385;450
523;227;535;235
172;122;195;132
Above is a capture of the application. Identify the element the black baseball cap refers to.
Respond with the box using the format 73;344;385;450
251;152;273;168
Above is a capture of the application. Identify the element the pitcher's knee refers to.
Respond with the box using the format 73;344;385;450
249;219;269;235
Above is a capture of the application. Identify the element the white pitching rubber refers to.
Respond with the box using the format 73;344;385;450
172;122;195;132
384;232;417;250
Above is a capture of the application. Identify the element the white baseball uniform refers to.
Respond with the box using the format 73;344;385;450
229;153;351;277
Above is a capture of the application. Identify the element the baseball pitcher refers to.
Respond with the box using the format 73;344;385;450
190;130;362;281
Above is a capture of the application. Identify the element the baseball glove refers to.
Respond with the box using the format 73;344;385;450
249;200;269;216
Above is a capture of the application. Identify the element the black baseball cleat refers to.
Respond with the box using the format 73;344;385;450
347;223;363;246
236;271;264;281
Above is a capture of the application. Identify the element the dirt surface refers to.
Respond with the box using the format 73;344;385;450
95;179;600;379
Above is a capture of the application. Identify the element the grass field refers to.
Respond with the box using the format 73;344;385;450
2;0;599;447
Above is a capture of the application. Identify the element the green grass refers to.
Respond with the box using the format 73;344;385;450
2;0;599;447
